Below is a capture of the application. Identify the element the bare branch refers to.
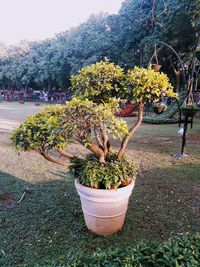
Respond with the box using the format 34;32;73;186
37;149;74;167
57;148;76;159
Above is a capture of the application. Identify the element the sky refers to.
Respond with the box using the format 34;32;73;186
0;0;124;45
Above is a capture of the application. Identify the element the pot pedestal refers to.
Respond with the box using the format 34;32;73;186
75;179;135;236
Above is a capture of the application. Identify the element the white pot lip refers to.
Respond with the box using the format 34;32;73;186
75;178;135;190
75;178;135;197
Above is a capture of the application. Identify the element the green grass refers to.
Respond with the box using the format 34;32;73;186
0;103;200;266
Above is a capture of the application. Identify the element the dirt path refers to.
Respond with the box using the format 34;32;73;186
0;102;41;132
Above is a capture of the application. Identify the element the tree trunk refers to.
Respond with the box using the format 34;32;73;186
172;63;180;93
101;130;109;157
117;104;144;160
107;140;112;153
87;144;105;163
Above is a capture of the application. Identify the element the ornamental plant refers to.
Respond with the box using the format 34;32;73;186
71;58;125;102
11;61;176;189
181;104;200;111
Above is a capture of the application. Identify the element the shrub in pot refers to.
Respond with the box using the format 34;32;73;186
152;102;168;114
151;64;162;72
11;61;175;236
181;104;200;117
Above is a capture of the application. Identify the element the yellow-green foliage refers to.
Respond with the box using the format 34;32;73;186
125;66;176;103
11;105;69;152
11;98;129;152
72;154;138;189
71;59;125;102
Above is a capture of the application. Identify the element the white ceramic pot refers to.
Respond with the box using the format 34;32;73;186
75;179;135;236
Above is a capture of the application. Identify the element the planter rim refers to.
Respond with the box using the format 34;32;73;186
75;178;135;199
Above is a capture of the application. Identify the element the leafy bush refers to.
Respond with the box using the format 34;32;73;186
124;66;175;103
71;154;138;189
11;105;69;152
71;59;125;102
21;233;200;267
143;116;179;124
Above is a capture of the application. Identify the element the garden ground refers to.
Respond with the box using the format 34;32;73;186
0;102;200;266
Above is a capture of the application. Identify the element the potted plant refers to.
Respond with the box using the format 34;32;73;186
152;101;168;114
11;61;176;236
181;104;200;117
151;64;162;72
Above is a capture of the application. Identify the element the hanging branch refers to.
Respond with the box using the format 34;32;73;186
135;0;167;28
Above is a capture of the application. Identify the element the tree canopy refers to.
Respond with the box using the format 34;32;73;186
0;0;199;91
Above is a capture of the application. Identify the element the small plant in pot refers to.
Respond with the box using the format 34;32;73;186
11;61;175;236
152;101;168;114
181;104;200;117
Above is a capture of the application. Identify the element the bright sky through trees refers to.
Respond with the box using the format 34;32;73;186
0;0;123;45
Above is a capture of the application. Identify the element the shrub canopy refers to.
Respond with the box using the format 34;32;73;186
71;59;125;102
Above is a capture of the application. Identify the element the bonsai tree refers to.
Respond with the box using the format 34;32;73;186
11;62;176;189
11;61;176;236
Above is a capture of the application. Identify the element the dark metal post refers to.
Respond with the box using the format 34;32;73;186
181;115;188;155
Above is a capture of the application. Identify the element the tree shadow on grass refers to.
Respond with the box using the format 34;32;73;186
0;171;84;266
0;163;199;266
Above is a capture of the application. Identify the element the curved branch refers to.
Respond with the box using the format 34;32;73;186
38;149;74;167
117;104;144;160
57;148;76;159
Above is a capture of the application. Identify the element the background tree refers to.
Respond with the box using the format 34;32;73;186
0;0;199;92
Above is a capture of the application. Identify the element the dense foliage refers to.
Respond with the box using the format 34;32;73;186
11;105;68;152
71;59;125;102
72;154;137;189
20;233;200;266
0;0;199;91
125;66;175;103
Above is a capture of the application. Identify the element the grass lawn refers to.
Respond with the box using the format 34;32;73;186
0;102;200;266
